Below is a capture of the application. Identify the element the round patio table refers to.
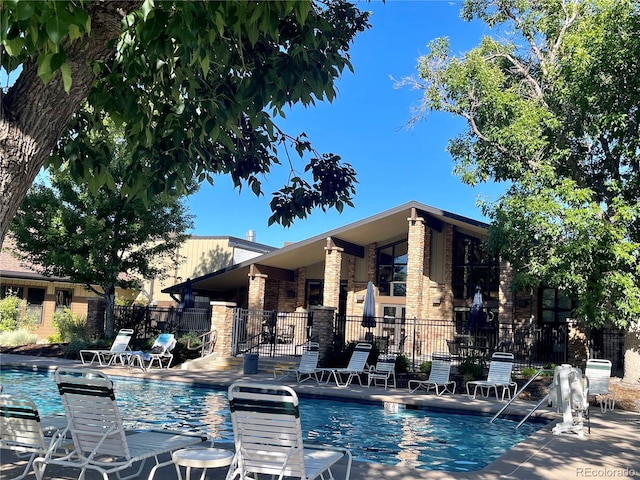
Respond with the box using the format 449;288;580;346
172;447;234;480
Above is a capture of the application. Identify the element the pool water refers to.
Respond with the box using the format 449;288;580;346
0;368;543;472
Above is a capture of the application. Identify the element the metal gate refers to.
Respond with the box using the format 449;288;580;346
231;308;311;357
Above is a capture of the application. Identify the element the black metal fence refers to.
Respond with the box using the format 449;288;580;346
232;309;312;357
336;315;625;374
113;306;211;339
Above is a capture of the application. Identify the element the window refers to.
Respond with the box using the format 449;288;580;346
0;286;24;299
377;240;408;297
55;289;72;313
452;232;500;301
540;287;574;324
306;280;323;308
26;288;45;324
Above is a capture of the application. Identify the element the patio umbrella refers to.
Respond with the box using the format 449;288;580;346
361;281;376;333
177;278;195;318
467;285;485;332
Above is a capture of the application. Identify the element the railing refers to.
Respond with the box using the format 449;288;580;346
113;305;211;339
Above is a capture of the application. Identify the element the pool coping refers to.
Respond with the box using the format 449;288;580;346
1;353;639;480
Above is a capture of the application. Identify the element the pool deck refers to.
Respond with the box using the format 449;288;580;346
1;353;639;479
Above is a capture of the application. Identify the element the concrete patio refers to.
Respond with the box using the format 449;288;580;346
1;353;639;479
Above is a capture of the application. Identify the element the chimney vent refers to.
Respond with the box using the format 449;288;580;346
246;230;256;242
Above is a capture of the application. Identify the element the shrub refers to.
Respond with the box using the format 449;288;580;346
395;354;410;373
0;294;21;332
419;361;432;374
458;356;484;379
64;339;93;359
53;308;88;342
0;328;38;346
520;367;539;379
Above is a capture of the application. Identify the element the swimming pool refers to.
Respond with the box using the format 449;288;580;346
0;368;544;472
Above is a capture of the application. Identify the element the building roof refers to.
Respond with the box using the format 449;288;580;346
163;201;488;295
0;238;70;283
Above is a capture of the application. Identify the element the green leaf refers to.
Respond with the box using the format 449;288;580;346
46;13;68;45
140;0;155;21
60;62;72;93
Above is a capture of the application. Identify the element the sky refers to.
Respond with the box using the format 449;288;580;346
187;0;507;247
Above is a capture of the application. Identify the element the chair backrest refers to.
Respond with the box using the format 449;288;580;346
428;353;452;383
109;329;134;353
228;382;306;478
55;368;131;461
374;357;396;375
486;352;514;383
298;342;320;373
585;359;612;395
346;343;372;371
0;394;48;454
151;333;176;354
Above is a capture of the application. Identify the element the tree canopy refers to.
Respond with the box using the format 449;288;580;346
401;0;640;328
9;124;195;336
0;1;370;243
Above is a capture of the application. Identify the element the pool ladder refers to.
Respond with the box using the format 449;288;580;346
490;368;554;428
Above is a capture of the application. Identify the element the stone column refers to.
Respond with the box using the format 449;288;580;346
86;297;105;338
406;212;426;320
210;301;237;357
311;306;336;364
323;238;343;309
248;273;267;311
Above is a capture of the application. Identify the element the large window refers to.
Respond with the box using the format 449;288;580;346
452;232;500;301
376;240;408;297
540;287;574;324
26;288;45;324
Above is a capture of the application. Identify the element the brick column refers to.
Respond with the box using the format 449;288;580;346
209;301;237;357
323;239;343;309
248;273;267;311
406;213;426;320
311;306;336;364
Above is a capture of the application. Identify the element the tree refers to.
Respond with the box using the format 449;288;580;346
0;1;370;244
8;130;195;336
400;0;640;381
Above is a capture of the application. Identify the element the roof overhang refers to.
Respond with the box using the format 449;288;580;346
163;201;487;295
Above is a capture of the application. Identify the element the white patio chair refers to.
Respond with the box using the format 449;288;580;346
367;357;396;389
128;333;177;371
466;352;517;401
0;394;66;480
33;368;206;480
585;359;616;412
319;343;372;388
408;353;456;395
273;341;322;383
226;381;352;480
79;329;134;366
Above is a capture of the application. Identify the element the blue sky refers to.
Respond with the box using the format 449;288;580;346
188;0;506;247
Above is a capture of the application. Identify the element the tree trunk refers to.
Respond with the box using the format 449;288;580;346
0;1;139;244
104;284;117;338
623;322;640;384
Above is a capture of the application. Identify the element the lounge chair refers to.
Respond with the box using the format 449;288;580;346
79;329;134;366
226;381;352;480
366;357;396;389
585;359;616;412
273;341;321;384
319;343;372;388
466;352;517;401
408;353;456;395
0;394;66;480
128;333;177;371
33;368;206;480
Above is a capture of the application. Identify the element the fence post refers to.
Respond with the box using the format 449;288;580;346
210;301;237;357
311;306;336;365
412;317;417;372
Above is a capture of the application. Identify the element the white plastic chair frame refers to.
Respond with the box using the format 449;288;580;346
466;352;517;401
408;353;456;396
